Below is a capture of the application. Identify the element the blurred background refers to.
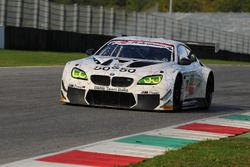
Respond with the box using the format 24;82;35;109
1;0;250;61
49;0;250;13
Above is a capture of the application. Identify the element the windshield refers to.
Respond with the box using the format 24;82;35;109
95;42;173;62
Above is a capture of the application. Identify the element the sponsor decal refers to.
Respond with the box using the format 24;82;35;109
94;66;136;73
94;86;128;92
141;91;160;95
184;73;196;95
69;84;85;89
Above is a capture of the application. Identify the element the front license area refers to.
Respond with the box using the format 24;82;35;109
94;85;129;93
86;90;136;108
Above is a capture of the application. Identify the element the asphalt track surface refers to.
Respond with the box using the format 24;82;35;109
0;65;250;164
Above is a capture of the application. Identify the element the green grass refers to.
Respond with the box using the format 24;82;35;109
0;49;250;67
130;137;250;167
0;49;85;66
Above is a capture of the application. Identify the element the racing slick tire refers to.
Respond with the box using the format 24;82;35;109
203;75;214;110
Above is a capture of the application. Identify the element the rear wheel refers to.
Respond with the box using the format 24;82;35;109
173;76;182;111
203;76;214;109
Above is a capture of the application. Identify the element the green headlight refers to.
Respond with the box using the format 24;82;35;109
137;75;163;85
71;68;88;80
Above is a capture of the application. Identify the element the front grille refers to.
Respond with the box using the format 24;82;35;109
86;90;136;108
112;77;134;87
91;75;110;86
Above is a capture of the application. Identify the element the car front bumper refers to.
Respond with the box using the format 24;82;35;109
64;87;161;110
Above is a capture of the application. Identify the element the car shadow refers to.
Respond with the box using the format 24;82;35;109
180;104;247;113
64;102;249;114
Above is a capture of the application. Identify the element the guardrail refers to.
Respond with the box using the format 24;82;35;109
1;0;250;55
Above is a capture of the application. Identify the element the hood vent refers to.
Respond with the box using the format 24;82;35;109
118;59;130;63
93;57;101;64
101;59;113;66
128;61;160;68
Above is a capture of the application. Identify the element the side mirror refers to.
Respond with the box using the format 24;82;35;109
179;58;192;65
86;48;95;56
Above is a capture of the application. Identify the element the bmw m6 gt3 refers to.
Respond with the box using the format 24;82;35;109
60;36;214;111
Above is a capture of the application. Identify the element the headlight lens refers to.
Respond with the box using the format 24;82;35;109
137;75;163;85
71;68;88;80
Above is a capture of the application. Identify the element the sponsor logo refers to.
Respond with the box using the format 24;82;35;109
69;84;85;89
94;86;128;92
141;91;159;95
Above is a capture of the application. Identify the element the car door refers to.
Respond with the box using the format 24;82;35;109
188;52;203;98
177;45;202;100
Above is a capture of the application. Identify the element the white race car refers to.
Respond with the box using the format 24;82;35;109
60;36;214;111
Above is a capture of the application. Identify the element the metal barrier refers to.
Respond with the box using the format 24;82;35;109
0;26;4;48
1;0;250;55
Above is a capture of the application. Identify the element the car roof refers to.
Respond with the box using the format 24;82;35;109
112;36;184;47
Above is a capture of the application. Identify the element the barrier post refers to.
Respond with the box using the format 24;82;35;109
0;0;6;26
110;7;114;35
44;0;50;30
99;6;104;34
33;0;39;28
86;5;91;34
59;4;65;31
73;3;78;32
16;0;22;27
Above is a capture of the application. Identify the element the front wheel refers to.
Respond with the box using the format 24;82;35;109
173;76;182;111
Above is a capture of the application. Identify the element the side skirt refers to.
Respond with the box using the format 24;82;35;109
182;98;205;109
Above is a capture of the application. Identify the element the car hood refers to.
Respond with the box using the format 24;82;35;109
71;56;174;77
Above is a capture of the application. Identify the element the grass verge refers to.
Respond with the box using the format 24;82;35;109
0;49;250;67
0;49;85;66
130;137;250;167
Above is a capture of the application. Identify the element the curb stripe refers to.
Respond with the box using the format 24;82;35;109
221;114;250;122
177;123;250;135
147;128;233;141
197;118;250;129
2;161;87;167
115;134;198;148
80;142;167;158
37;150;145;167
